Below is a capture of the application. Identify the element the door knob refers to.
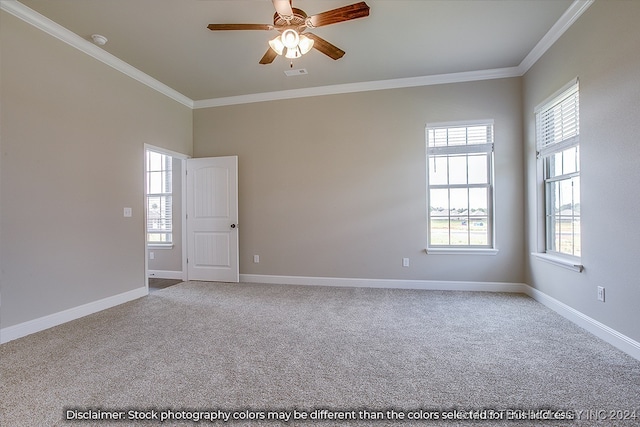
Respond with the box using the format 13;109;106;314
230;224;237;229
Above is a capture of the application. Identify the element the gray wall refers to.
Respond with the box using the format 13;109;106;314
194;78;525;283
523;1;640;343
0;11;193;328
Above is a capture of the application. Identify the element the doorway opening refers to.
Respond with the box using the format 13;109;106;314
144;144;189;290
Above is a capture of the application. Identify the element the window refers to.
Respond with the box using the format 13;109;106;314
426;121;495;252
146;150;173;245
536;79;580;258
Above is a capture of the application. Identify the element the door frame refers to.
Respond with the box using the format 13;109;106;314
143;144;190;290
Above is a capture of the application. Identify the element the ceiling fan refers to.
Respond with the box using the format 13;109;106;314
207;0;370;65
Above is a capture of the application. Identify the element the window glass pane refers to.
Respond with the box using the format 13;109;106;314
470;217;488;245
429;187;449;246
559;178;573;215
429;156;448;185
558;214;573;255
429;189;449;215
430;218;450;245
148;171;164;194
448;155;467;185
450;214;469;246
467;154;488;184
147;233;172;244
450;188;468;215
469;188;488;214
547;152;561;178
545;146;581;179
469;187;488;245
546;177;580;256
558;178;573;255
563;146;579;175
147;151;162;172
147;197;162;228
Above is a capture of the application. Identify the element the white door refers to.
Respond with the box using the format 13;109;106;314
186;156;239;282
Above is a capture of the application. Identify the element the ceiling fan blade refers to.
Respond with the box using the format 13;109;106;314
272;0;294;20
259;48;278;65
305;33;345;60
307;1;370;28
207;23;273;31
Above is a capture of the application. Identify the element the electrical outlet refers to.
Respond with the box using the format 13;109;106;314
597;286;605;302
402;258;410;267
253;255;260;263
123;207;132;217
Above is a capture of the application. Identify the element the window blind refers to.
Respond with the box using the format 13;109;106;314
427;121;494;155
536;80;579;157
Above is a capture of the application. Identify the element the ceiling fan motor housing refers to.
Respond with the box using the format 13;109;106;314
273;8;308;30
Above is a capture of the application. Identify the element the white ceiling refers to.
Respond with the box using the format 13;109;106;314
13;0;580;104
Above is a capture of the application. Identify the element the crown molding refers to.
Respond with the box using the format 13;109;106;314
0;0;194;108
518;0;594;74
193;67;522;109
4;0;593;110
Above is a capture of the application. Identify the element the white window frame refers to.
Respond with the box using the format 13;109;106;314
426;120;497;255
146;149;173;247
533;78;583;272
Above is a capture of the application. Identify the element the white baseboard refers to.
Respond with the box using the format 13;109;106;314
240;274;527;293
523;285;640;361
0;287;148;344
241;274;640;361
148;270;183;280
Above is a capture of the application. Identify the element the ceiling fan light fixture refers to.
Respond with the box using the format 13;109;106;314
281;29;300;49
268;36;285;55
298;34;314;55
285;46;302;59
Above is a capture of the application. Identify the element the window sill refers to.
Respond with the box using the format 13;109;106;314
426;248;499;256
531;252;583;272
148;244;174;250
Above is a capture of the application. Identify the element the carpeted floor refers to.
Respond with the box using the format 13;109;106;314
1;281;639;426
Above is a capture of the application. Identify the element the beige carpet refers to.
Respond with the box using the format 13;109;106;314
1;281;639;426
